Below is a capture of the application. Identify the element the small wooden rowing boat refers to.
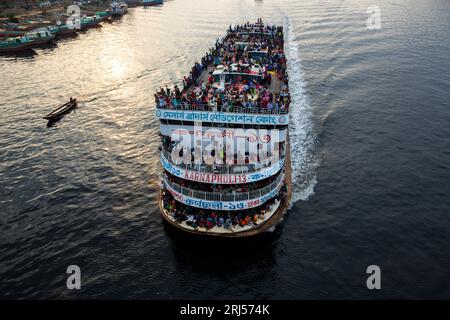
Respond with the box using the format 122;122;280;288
43;99;77;121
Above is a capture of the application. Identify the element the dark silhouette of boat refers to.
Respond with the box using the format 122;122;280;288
141;0;163;6
43;98;77;122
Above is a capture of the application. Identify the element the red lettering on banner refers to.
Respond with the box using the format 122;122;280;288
170;189;184;202
248;199;260;208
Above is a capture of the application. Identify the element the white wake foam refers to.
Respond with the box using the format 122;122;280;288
284;16;318;204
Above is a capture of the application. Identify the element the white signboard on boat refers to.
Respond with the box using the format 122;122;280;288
155;109;288;125
161;155;284;184
164;178;283;211
160;124;287;143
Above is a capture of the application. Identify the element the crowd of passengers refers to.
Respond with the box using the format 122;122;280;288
165;171;282;194
161;185;288;230
161;135;284;167
154;20;290;113
229;18;279;34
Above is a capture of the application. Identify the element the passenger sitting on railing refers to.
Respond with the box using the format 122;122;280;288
161;188;284;230
186;214;197;228
206;214;215;229
224;216;232;229
215;215;223;227
209;96;217;110
240;215;252;227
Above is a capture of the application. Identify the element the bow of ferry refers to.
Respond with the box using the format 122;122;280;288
155;20;292;237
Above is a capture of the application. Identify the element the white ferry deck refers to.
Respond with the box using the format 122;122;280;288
156;20;291;237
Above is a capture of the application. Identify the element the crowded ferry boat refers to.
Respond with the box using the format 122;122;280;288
155;19;292;237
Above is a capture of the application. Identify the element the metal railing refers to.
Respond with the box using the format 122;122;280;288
163;172;284;202
156;103;289;115
161;149;284;175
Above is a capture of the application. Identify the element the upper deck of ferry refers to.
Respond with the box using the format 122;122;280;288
154;21;290;123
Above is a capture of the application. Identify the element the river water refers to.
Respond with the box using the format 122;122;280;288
1;0;449;299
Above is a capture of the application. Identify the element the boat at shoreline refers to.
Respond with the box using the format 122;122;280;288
141;0;163;6
0;6;128;54
52;24;78;37
155;19;292;237
80;16;103;29
96;11;114;22
0;36;34;53
123;0;163;7
0;28;55;53
0;30;27;38
110;2;128;16
25;28;56;45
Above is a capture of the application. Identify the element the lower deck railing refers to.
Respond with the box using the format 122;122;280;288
163;172;284;202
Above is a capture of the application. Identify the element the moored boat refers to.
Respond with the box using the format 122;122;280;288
25;28;56;45
0;30;27;38
123;0;140;7
155;19;292;237
0;36;34;53
96;11;113;21
53;24;78;37
3;23;35;32
141;0;163;6
110;2;128;16
79;16;103;29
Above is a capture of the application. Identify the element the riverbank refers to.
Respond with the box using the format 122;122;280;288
0;3;112;22
0;2;128;55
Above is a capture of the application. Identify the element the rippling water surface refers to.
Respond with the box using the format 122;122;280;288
1;0;450;299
